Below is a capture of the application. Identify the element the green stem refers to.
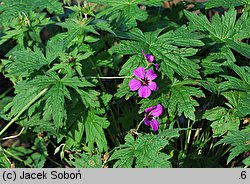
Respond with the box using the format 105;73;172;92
0;88;48;137
47;157;63;167
62;157;73;168
0;127;25;140
0;87;13;99
4;149;32;167
176;120;184;150
110;106;123;143
89;58;122;143
184;119;191;151
136;117;146;132
220;145;233;157
107;128;117;146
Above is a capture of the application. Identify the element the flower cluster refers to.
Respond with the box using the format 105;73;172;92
129;50;162;131
129;50;159;99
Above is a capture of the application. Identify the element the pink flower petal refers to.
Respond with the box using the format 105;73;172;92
144;116;150;126
147;55;154;63
150;119;159;131
142;50;154;63
154;63;159;70
129;78;142;91
133;66;145;79
141;50;146;57
146;69;157;81
138;86;151;98
145;106;155;114
148;81;157;91
151;104;163;117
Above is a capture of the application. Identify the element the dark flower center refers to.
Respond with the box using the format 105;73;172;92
142;77;149;86
147;114;154;121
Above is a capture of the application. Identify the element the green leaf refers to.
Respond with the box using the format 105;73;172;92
227;91;250;117
89;0;162;28
185;8;250;58
88;0;164;6
141;0;164;6
235;91;250;117
233;10;250;40
6;137;48;168
4;47;49;78
168;82;205;121
184;10;215;34
0;29;26;45
219;65;250;91
203;106;240;137
19;114;56;135
65;111;86;150
0;96;13;115
220;76;249;92
8;84;41;118
221;90;250;118
62;76;100;108
222;90;244;108
85;111;110;152
37;0;64;14
152;48;201;79
109;40;144;55
158;26;204;47
108;134;134;168
100;93;113;106
243;156;250;167
115;78;134;100
0;0;63;27
8;72;98;130
119;55;145;76
0;154;10;168
205;0;250;9
226;39;250;59
110;28;202;79
200;78;220;94
43;81;68;130
201;53;225;75
76;89;100;108
45;37;65;62
215;129;250;164
45;28;83;56
109;130;179;168
70;153;102;168
117;104;138;131
62;76;95;88
30;138;48;167
94;21;116;35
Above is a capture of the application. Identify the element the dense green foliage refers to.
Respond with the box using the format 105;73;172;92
0;0;249;168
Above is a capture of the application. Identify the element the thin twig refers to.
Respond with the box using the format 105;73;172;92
84;76;132;79
0;127;25;141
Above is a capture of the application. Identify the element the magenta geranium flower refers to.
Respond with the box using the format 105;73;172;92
129;66;157;98
144;104;163;131
142;50;159;70
142;50;154;63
